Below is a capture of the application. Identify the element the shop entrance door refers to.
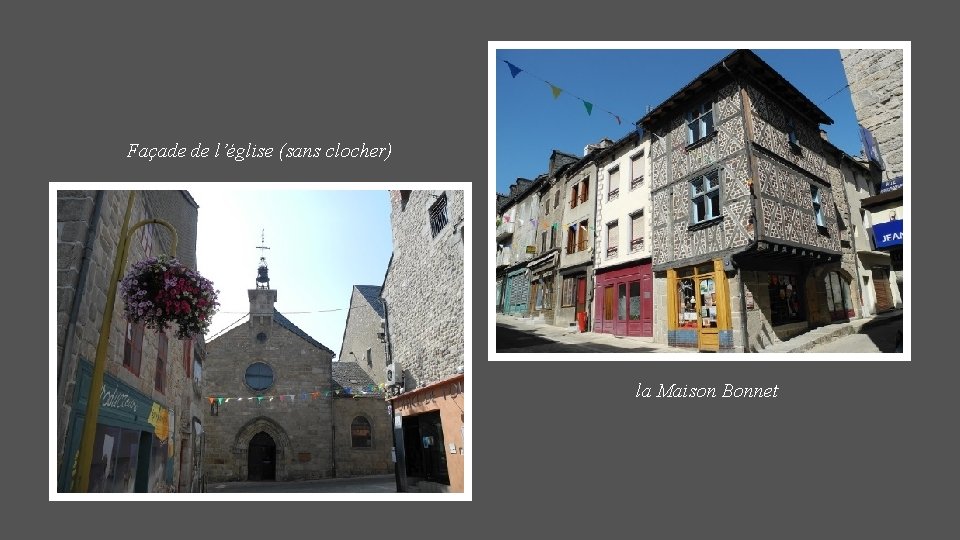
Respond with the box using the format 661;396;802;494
696;275;719;351
602;285;615;333
402;411;449;486
575;276;587;316
873;267;894;312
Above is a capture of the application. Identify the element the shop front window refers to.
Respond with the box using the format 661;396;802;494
678;278;698;328
825;271;853;321
768;273;804;326
629;282;641;320
88;424;141;493
618;284;627;320
700;278;718;328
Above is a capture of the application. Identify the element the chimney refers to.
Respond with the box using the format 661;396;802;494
820;129;829;141
585;137;615;156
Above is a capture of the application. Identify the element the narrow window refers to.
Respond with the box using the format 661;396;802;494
123;322;144;376
811;185;825;227
686;101;714;145
606;220;619;258
351;416;372;448
631;153;645;190
630;210;645;252
690;170;721;224
608;167;620;201
577;220;588;251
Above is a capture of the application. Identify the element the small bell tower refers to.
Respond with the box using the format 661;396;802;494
249;230;277;325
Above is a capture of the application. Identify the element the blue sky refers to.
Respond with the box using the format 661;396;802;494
495;48;863;194
192;188;393;359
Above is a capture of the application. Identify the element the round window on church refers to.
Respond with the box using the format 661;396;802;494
245;362;274;391
256;332;267;343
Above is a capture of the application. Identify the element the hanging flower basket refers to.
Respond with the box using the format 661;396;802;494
120;255;220;339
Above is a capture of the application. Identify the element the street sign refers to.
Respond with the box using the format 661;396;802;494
873;219;903;248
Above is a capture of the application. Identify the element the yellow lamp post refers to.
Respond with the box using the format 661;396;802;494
73;191;178;492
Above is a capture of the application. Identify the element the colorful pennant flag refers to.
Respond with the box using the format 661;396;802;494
502;59;625;126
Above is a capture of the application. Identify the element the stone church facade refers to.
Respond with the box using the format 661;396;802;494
203;256;390;482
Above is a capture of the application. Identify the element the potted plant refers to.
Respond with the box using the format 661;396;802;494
120;255;220;339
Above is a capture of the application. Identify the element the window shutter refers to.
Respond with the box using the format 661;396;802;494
632;212;644;240
632;155;644;182
609;168;620;195
607;222;618;251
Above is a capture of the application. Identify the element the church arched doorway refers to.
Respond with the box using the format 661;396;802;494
247;431;276;481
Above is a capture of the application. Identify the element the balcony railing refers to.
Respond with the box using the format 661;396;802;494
577;239;588;251
631;175;645;190
607;246;618;258
630;237;644;253
608;188;619;201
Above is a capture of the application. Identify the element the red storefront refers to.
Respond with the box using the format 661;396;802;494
592;261;653;337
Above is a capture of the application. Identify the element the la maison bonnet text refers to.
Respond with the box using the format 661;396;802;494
636;382;780;399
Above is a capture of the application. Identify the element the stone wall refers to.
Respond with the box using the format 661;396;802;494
382;190;464;390
339;287;388;386
331;397;393;477
840;49;904;178
143;191;200;270
57;190;199;491
653;273;668;344
203;316;335;482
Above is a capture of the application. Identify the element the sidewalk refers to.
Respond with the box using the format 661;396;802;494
760;308;903;353
498;308;903;354
496;313;688;353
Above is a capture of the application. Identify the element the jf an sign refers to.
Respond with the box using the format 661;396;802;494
873;219;903;249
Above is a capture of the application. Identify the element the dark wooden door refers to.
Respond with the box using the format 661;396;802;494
248;432;276;481
873;268;894;312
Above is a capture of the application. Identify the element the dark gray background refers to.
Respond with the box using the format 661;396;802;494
13;2;948;536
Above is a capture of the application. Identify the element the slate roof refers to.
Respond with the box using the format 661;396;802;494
354;285;385;318
273;308;335;355
638;49;833;130
331;361;383;397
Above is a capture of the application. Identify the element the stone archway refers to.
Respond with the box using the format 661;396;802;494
232;417;293;481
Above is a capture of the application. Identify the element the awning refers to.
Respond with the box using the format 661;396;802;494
527;250;559;270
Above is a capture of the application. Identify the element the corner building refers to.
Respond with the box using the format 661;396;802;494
642;50;858;352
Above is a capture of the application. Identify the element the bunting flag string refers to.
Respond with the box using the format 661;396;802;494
501;59;625;126
207;383;388;407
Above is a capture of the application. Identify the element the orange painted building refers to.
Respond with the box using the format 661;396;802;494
390;374;464;493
